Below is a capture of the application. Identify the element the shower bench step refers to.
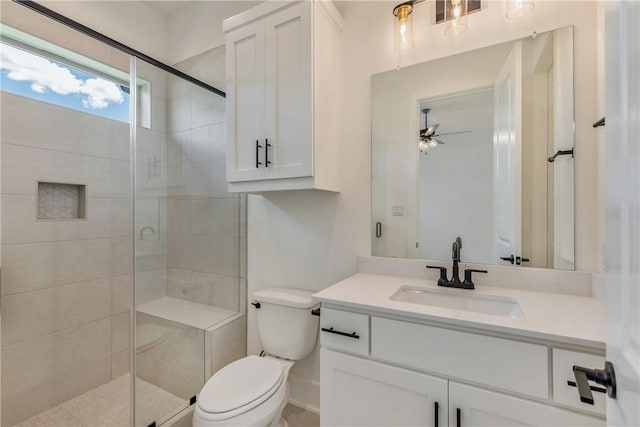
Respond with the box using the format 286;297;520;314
136;296;240;330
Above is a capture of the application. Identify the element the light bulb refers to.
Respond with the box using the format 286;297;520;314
444;0;468;36
506;0;534;18
393;3;414;50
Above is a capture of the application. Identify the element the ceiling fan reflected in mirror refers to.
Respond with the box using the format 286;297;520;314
419;108;471;154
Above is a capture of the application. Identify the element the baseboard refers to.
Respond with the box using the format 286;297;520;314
287;373;320;414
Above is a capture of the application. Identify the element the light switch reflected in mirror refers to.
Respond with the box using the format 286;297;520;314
371;26;575;270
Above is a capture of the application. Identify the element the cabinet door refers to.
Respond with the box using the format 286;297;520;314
226;21;266;182
449;382;604;427
263;2;313;180
321;349;448;427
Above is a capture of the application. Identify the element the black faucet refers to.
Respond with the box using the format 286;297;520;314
427;237;487;289
450;237;462;286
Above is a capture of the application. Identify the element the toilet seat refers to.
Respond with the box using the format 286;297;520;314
197;355;284;421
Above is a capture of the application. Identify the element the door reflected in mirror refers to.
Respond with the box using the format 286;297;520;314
371;26;575;270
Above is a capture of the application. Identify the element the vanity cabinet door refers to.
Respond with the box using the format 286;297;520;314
449;382;604;427
320;349;448;427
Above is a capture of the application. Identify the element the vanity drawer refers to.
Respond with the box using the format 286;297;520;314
320;308;369;356
371;317;548;399
553;349;606;416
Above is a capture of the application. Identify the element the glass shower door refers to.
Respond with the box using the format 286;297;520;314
133;50;245;426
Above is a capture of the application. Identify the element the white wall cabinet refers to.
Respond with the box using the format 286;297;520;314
319;307;605;427
224;1;342;192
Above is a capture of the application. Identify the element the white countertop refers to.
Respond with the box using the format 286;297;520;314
312;273;605;349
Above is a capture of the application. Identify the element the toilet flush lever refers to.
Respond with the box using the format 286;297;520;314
251;302;261;309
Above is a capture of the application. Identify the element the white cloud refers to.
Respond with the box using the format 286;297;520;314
80;78;124;109
1;43;125;110
0;44;81;95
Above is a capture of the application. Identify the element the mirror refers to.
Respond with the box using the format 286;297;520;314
371;26;575;270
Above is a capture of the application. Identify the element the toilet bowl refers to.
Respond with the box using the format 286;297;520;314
193;288;319;427
193;355;293;427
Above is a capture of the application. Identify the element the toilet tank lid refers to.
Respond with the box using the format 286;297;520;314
253;287;318;308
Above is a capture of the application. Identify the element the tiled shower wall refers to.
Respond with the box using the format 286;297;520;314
0;92;133;426
165;46;247;314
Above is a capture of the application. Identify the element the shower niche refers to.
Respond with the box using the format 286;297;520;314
37;182;87;220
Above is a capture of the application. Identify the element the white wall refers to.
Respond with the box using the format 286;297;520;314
38;1;169;62
164;1;261;65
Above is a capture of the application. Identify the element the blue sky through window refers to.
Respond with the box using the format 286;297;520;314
0;43;130;123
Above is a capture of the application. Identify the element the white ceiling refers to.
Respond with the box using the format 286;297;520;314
145;1;260;17
145;1;197;16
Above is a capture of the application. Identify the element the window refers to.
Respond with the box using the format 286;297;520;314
0;25;130;123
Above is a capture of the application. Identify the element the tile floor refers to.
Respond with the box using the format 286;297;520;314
282;404;320;427
12;375;320;427
13;374;184;427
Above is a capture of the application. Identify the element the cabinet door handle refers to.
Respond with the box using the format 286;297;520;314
375;221;382;238
434;401;439;427
255;140;263;168
456;408;461;427
321;327;359;339
265;138;272;167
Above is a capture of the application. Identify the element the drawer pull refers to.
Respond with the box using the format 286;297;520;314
567;380;607;394
321;327;359;339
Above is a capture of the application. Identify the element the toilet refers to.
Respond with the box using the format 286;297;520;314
193;288;320;427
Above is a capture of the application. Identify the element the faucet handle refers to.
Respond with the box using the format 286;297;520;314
427;265;449;287
462;269;487;289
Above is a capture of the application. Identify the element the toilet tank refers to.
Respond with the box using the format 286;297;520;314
253;288;320;360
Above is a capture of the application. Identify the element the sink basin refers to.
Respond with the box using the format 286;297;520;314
390;286;525;319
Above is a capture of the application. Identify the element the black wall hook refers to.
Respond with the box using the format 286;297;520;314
593;117;605;128
548;148;574;163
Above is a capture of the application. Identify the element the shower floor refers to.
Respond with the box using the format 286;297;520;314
14;374;185;427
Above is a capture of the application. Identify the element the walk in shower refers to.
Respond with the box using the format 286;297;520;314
0;2;247;426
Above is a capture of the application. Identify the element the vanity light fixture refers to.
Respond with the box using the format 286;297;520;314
393;1;415;50
506;0;534;19
444;0;469;36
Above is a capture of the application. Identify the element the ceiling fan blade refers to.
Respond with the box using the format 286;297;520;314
433;138;446;145
434;130;472;137
424;123;439;137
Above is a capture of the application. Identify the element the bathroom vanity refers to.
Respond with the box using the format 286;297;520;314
313;259;606;427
